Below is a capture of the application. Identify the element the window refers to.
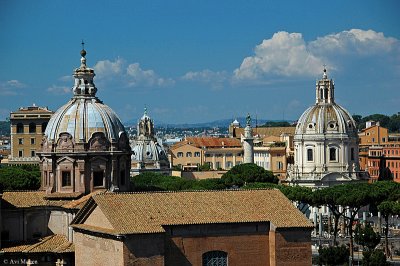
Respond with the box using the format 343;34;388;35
226;161;233;169
18;150;23;157
93;171;104;187
186;152;192;157
351;148;355;161
202;251;227;266
382;137;386;142
216;162;221;169
277;161;283;170
18;138;23;145
307;149;313;161
41;122;48;133
29;123;36;133
62;171;71;187
194;152;201;157
31;150;35;157
177;152;183;158
329;147;337;161
31;138;35;145
120;169;126;186
16;123;24;133
372;138;375;143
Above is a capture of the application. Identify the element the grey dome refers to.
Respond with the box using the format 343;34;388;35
45;98;125;143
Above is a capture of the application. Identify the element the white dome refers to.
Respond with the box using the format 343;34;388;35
295;103;357;136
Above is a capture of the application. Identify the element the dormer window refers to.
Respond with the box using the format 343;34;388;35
308;123;315;129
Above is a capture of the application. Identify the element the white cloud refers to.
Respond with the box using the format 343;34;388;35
47;85;70;95
94;58;124;79
309;29;398;55
234;31;324;81
93;59;174;88
0;80;26;95
126;63;175;87
181;69;228;89
233;29;400;83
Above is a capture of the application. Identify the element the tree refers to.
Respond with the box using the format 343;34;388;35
198;163;211;171
335;183;373;263
362;250;388;266
317;245;349;266
313;186;348;245
0;165;40;191
221;163;279;187
279;185;314;213
354;223;380;251
378;201;400;258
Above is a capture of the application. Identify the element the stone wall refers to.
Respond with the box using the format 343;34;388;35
74;232;124;266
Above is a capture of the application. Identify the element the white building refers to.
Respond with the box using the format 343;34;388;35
286;69;368;188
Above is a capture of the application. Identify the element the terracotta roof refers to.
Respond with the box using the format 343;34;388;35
1;191;90;209
61;190;105;209
171;137;241;150
72;189;312;235
234;127;296;138
1;235;74;253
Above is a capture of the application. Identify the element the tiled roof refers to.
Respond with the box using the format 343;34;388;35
1;235;74;253
1;191;91;209
62;190;105;209
73;189;312;235
235;127;296;138
171;137;241;150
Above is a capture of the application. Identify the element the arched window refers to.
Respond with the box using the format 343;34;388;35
202;251;227;266
17;123;24;133
41;122;48;133
29;122;36;133
329;147;337;161
186;152;192;157
307;148;313;161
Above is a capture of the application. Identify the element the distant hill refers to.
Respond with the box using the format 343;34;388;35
0;121;10;136
124;117;294;129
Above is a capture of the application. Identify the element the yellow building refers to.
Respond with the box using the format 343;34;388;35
170;137;243;170
9;105;53;164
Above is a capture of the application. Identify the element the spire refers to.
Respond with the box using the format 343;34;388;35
72;42;97;98
323;65;328;79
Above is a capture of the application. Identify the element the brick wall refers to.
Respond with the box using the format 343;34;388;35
269;228;311;266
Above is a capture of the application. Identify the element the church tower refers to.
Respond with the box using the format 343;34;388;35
242;114;254;164
39;47;131;195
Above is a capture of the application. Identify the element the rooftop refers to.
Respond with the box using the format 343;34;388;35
72;189;313;236
1;235;74;253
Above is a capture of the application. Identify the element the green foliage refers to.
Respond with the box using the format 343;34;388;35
261;121;292;127
353;113;400;132
362;250;388;266
354;223;380;251
317;245;349;266
0;165;41;191
130;172;227;191
0;120;10;136
198;163;211;171
221;163;279;187
242;182;279;189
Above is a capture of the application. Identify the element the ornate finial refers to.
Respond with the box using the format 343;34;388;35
80;40;87;58
246;113;251;126
323;65;327;79
144;106;147;115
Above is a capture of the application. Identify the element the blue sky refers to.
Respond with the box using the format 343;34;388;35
0;0;399;124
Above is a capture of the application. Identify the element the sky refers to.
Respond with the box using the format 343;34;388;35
0;0;399;124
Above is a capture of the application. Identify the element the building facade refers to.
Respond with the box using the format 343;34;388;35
286;69;368;188
170;137;243;170
38;48;131;195
9;105;53;164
